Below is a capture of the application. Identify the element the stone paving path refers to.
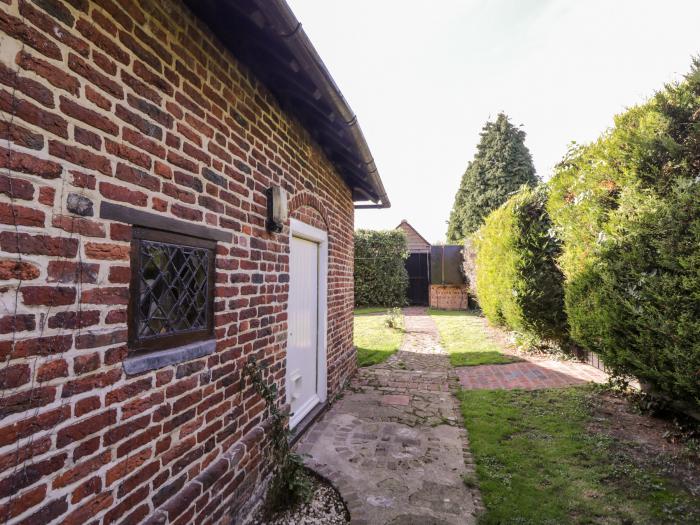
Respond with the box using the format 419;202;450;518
296;307;480;525
456;359;608;390
297;307;609;524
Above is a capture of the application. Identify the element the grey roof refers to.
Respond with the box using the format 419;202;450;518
184;0;390;208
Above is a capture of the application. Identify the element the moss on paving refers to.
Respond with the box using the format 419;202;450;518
354;313;403;367
459;386;699;524
429;309;518;367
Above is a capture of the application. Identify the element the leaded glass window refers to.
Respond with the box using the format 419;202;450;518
129;227;215;352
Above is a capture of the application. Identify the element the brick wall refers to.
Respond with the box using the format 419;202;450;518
0;0;355;523
429;285;468;310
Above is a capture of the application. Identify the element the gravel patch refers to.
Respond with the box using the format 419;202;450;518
249;473;349;525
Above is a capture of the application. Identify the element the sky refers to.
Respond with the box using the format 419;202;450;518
287;0;700;243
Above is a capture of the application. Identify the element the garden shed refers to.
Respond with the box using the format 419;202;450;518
396;221;467;309
0;0;388;523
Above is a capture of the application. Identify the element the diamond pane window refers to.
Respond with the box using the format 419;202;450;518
129;227;215;352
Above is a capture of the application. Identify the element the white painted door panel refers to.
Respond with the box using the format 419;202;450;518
287;235;319;427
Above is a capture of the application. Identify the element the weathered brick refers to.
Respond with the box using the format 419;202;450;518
0;363;30;388
52;450;111;488
70;169;96;189
61;368;121;398
74;126;102;150
61;491;113;525
0;87;67;137
76;18;129;64
74;352;100;374
108;266;130;283
107;141;151;169
47;260;99;283
85;241;130;260
17;50;80;95
38;185;55;205
53;215;105;237
68;52;123;98
0;260;40;280
0;10;61;59
56;410;117;446
103;414;150;446
37;359;68;382
85;84;111;110
75;328;127;349
81;286;129;305
0;483;46;521
0;334;72;360
0;453;65;498
0;144;62;178
17;0;89;55
75;396;101;417
0;174;34;200
49;140;112;175
0;202;44;226
0;121;44;150
0;232;77;257
99;180;147;206
71;476;101;504
0;61;54;107
115;162;160;190
122;391;164;420
61;96;119;135
47;310;100;330
13;496;67;525
21;286;76;306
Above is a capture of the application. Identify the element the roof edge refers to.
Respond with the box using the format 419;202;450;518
253;0;390;208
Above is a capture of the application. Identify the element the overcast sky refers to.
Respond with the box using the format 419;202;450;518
287;0;700;243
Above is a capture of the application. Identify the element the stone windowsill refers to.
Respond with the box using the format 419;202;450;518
123;339;216;375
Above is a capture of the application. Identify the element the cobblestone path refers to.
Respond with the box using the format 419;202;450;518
296;308;480;525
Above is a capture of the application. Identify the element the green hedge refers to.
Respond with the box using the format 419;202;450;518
548;60;700;405
354;229;408;307
474;185;567;343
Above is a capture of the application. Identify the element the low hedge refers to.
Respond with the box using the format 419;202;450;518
354;229;408;307
474;185;567;343
548;60;700;405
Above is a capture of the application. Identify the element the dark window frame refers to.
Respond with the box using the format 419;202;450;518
128;226;216;354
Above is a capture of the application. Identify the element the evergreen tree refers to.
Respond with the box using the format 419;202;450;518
446;113;538;241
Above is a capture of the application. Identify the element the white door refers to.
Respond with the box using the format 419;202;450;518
287;235;320;428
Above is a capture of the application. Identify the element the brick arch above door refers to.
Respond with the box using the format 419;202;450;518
288;191;329;232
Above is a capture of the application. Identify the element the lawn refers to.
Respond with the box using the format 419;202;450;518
354;310;403;367
429;309;518;366
353;307;388;315
459;386;699;524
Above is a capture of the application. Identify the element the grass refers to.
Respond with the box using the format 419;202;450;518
354;312;403;367
459;386;699;524
353;306;389;315
429;309;519;366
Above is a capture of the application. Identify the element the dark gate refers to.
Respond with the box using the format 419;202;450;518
405;253;430;306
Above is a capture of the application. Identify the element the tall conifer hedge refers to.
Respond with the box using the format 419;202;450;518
547;60;700;406
474;186;567;343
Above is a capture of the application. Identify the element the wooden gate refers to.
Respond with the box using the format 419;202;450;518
405;253;430;306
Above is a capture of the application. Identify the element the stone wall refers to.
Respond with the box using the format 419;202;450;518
0;0;355;523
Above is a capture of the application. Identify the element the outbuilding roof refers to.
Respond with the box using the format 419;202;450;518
184;0;390;208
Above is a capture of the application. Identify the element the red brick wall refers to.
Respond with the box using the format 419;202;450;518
429;285;468;310
0;0;355;523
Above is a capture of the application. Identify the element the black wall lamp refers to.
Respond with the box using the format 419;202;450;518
266;186;288;233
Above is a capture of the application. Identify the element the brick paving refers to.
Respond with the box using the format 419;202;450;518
456;359;608;390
